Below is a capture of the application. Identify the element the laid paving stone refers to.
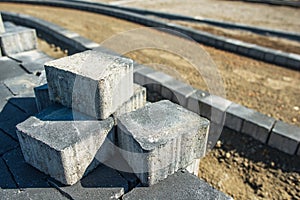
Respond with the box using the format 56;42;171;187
10;50;53;74
117;100;209;186
49;164;128;200
0;129;18;155
0;26;37;55
113;84;146;119
16;105;115;185
0;188;69;200
143;71;173;93
4;73;45;97
34;84;52;112
200;94;232;124
0;57;25;81
133;65;156;85
123;171;233;200
268;121;300;155
45;50;133;119
2;148;49;188
0;102;29;140
0;157;17;189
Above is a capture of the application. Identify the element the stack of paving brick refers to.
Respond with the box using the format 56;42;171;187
16;49;210;187
0;13;37;56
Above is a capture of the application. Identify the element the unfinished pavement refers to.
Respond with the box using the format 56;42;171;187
0;18;232;199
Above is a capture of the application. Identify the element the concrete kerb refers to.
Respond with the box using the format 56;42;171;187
1;1;300;70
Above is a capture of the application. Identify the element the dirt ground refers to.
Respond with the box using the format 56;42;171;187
1;3;299;200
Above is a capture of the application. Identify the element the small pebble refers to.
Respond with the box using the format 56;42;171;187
225;152;231;159
216;140;222;148
293;106;299;111
271;162;275;167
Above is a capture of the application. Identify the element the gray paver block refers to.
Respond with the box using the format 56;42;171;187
2;148;49;188
144;71;173;93
0;188;69;200
187;89;210;114
225;103;275;143
4;73;46;97
0;129;18;155
16;105;115;185
45;50;133;119
0;26;37;55
133;66;156;85
0;102;29;140
268;121;300;155
49;164;128;200
34;84;52;112
123;171;233;200
200;95;232;124
0;13;4;34
117;100;209;186
0;57;25;82
113;84;146;119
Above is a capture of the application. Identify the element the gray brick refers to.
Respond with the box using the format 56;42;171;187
117;100;209;186
113;84;146;119
186;89;210;114
0;130;18;155
16;105;115;185
133;66;156;85
3;148;49;188
200;95;232;124
226;103;275;143
268;121;300;155
4;74;45;97
49;164;128;200
161;78;195;107
45;50;133;119
34;84;52;112
0;27;37;55
0;188;69;200
0;57;25;82
0;13;4;33
0;103;29;140
264;52;275;62
248;48;264;60
123;171;232;200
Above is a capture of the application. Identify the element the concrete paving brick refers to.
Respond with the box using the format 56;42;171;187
0;129;18;155
0;13;4;34
0;157;17;189
186;89;210;114
274;55;287;66
0;188;69;200
0;102;29;140
3;21;16;29
161;78;196;107
200;95;232;124
0;57;25;82
123;171;232;200
225;103;275;143
16;105;115;185
113;84;146;119
117;100;209;186
45;50;133;119
34;84;52;112
0;26;37;55
4;74;45;97
268;121;300;155
49;164;128;200
2;148;49;188
133;66;156;86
